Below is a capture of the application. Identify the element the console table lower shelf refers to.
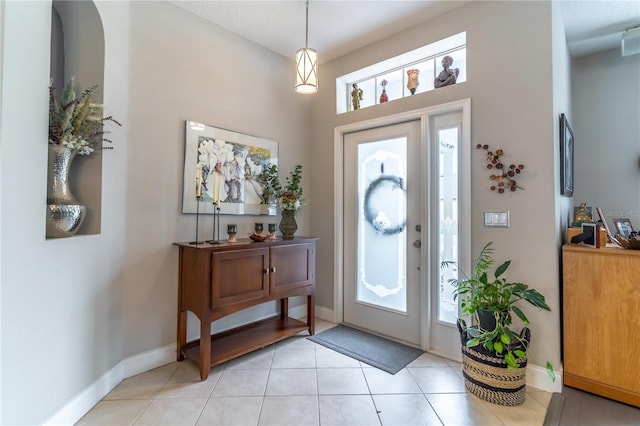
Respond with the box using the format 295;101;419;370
181;316;310;369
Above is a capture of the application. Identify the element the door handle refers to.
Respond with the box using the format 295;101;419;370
413;239;421;248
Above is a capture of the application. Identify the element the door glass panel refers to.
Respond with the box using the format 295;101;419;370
357;137;407;313
438;127;459;324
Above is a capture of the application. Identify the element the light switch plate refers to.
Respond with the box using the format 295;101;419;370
484;211;510;227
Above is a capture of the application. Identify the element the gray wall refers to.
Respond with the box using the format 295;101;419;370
309;0;563;376
572;48;640;229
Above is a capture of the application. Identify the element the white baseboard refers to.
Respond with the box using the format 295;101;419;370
43;344;176;426
44;304;331;425
527;363;563;393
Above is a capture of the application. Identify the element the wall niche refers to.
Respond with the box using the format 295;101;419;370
48;0;105;237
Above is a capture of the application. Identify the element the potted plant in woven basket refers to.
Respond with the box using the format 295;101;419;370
442;242;554;406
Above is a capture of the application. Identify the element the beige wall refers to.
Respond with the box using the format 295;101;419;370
0;1;311;423
309;0;562;374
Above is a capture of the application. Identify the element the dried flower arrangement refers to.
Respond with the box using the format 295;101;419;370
48;77;121;155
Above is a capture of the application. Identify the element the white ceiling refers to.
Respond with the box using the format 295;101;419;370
169;0;640;61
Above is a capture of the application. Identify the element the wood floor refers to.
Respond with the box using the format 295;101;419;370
545;386;640;426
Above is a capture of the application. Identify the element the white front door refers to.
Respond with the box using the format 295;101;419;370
343;121;422;346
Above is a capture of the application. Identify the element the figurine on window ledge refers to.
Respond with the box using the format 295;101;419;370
351;83;363;110
434;55;459;88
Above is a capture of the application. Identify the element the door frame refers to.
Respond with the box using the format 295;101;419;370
333;99;471;352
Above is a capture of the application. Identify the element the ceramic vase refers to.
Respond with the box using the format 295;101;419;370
279;209;298;240
46;144;86;238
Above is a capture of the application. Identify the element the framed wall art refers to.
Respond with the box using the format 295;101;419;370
182;121;278;215
560;113;574;196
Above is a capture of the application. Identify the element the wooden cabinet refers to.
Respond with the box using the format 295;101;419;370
175;237;317;380
562;245;640;407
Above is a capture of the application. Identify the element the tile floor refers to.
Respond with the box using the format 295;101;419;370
77;320;551;425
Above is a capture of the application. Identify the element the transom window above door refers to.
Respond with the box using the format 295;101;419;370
336;32;466;114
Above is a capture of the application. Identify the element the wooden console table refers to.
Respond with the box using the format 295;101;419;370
174;237;316;380
562;244;640;407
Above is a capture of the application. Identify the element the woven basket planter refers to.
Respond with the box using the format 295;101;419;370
458;320;529;406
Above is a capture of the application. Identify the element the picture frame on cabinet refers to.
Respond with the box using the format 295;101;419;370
182;120;278;215
612;218;635;239
560;113;574;197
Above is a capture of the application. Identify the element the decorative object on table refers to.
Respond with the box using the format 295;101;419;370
226;224;238;243
259;162;305;240
182;120;278;215
278;165;304;239
560;113;574;197
406;69;420;94
476;144;525;193
379;79;388;103
249;232;269;242
351;83;363;110
441;242;554;406
254;223;264;234
572;203;593;226
612;218;636;240
433;55;459;88
268;223;277;241
47;77;121;238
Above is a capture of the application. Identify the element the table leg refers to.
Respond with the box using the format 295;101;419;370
307;294;315;335
199;319;210;380
177;310;187;361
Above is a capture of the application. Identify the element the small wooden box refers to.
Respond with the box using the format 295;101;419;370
567;227;606;247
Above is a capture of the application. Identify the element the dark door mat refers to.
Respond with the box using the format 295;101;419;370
307;324;424;374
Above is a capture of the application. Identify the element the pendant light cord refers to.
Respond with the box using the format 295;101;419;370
305;0;309;49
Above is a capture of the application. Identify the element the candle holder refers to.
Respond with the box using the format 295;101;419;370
207;204;221;245
255;223;264;235
227;224;238;243
189;196;205;245
268;223;277;241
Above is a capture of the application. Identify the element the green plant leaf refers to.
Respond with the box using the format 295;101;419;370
514;349;526;358
466;338;480;347
511;305;529;324
494;341;503;353
546;362;556;382
504;352;517;369
494;260;510;278
500;332;511;345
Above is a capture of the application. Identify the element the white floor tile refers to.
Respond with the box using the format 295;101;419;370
363;368;422;394
372;394;443;425
258;395;319;426
196;396;262;426
318;395;380;426
408;366;466;393
265;368;317;395
133;398;207;426
76;400;150;425
211;369;269;397
317;368;370;395
271;347;316;368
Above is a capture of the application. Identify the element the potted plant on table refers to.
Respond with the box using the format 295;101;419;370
441;242;554;406
258;163;305;239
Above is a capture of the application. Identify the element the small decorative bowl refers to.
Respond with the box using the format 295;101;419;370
249;233;268;242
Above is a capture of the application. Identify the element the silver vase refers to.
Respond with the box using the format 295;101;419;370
46;144;86;238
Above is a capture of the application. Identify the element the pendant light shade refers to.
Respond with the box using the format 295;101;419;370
295;0;318;94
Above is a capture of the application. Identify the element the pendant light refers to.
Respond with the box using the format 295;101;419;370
295;0;318;94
